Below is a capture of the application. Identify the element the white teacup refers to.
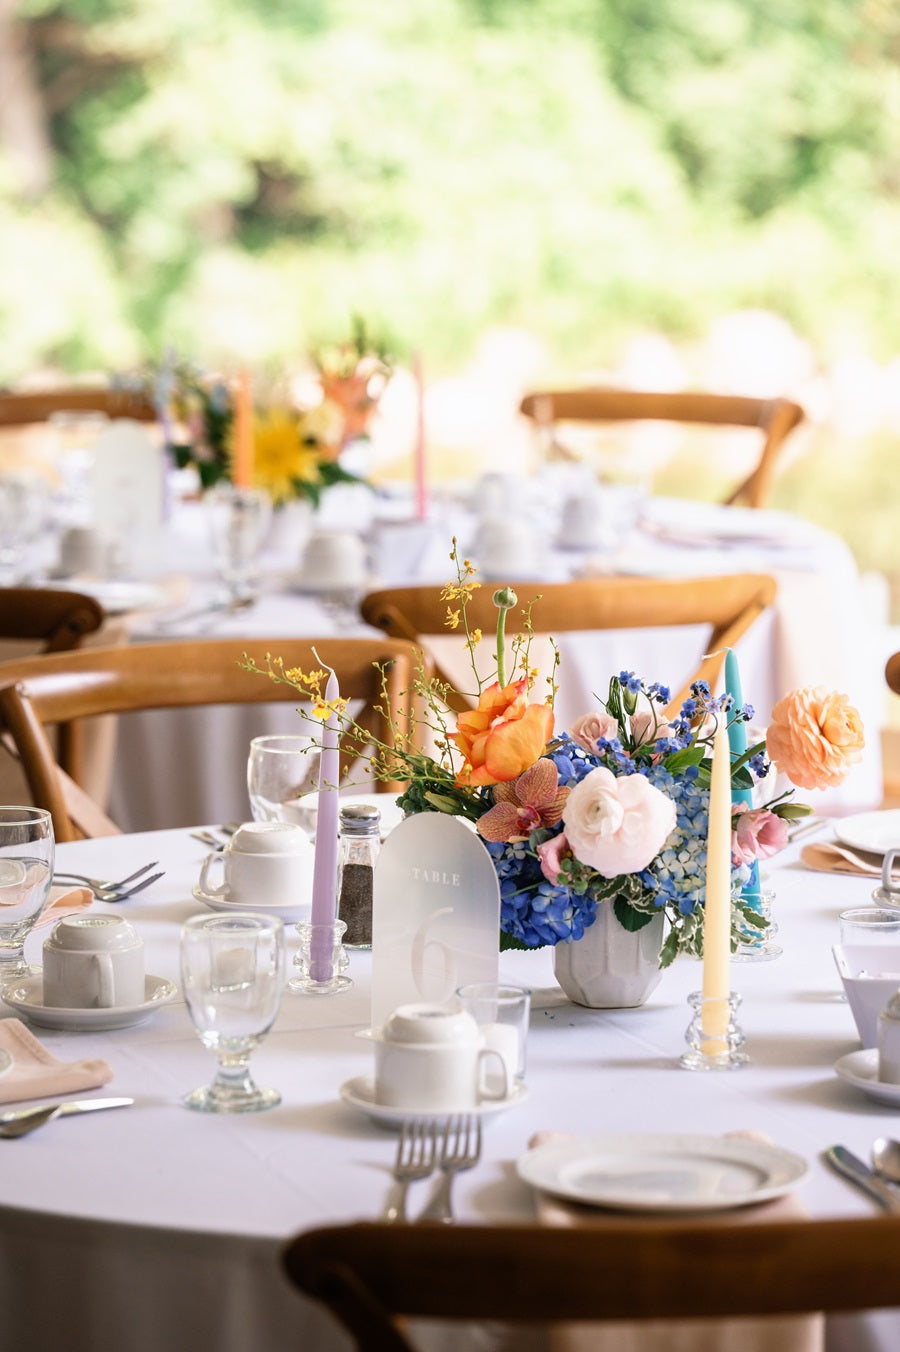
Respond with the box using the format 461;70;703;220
373;1002;510;1111
297;530;368;591
43;915;144;1009
198;821;314;908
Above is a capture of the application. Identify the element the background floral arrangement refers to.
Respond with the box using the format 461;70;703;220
145;319;392;504
248;544;865;962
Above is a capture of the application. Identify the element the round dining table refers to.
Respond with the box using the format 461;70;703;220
1;820;898;1352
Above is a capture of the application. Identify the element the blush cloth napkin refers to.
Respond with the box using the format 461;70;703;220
0;1018;113;1105
527;1131;823;1352
800;841;894;879
35;885;93;929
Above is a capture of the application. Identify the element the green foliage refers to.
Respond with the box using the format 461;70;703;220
2;0;900;383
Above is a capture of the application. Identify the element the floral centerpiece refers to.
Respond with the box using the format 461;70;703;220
146;321;392;504
245;544;865;969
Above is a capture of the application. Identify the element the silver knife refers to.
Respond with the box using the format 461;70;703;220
825;1145;900;1214
0;1097;134;1125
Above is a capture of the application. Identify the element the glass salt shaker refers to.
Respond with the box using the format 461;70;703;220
337;803;381;949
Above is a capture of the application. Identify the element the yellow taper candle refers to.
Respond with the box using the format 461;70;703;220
701;719;732;1053
232;369;254;489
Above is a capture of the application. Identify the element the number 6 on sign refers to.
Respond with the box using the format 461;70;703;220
370;814;500;1031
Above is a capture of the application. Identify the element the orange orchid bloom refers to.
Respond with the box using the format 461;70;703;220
451;679;554;787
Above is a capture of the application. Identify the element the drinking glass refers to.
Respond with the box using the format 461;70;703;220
180;913;285;1113
247;734;322;835
839;908;900;946
0;807;54;980
205;482;272;603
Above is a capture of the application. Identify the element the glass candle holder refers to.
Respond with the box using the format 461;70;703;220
680;991;749;1071
289;919;352;995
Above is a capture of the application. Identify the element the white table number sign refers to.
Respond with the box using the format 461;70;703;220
370;812;501;1030
91;420;163;574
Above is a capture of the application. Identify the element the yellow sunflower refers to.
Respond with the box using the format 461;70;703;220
250;409;321;504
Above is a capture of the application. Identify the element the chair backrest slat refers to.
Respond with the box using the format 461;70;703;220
519;387;805;509
283;1216;900;1351
361;574;777;715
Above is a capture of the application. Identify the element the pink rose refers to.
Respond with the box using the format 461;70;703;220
630;711;658;749
562;767;676;878
570;711;619;754
731;805;789;866
537;832;571;884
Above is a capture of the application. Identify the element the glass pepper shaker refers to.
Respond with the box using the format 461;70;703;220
337;803;381;949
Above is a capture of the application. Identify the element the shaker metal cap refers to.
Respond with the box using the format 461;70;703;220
339;802;381;834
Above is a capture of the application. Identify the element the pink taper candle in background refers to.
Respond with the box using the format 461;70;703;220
412;351;428;521
310;662;341;980
232;369;254;489
701;719;732;1052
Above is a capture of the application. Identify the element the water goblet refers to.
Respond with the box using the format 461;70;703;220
0;807;54;981
205;482;272;604
247;734;322;835
180;913;285;1113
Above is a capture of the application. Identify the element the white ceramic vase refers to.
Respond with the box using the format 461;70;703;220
553;903;665;1009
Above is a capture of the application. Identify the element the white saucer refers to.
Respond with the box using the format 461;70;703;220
1;973;177;1031
339;1075;528;1128
192;884;310;924
0;1048;11;1078
834;1049;900;1105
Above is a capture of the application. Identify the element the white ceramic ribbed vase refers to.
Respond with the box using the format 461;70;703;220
553;903;665;1009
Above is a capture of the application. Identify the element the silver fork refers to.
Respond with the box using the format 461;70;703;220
382;1119;436;1223
52;861;159;894
417;1114;482;1225
51;865;164;903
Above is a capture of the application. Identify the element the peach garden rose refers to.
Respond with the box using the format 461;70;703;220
451;679;554;787
766;686;864;790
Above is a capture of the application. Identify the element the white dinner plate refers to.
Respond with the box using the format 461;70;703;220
516;1132;808;1212
834;1049;900;1106
834;810;900;858
339;1075;528;1129
0;1048;12;1078
1;973;177;1031
52;579;168;616
641;498;809;546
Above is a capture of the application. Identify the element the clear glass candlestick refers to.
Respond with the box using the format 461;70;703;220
289;919;351;995
180;913;285;1112
680;991;749;1071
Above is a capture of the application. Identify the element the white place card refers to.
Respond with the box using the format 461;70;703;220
371;812;500;1030
91;420;163;574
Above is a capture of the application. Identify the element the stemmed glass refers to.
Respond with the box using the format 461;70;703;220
0;807;54;981
247;734;322;835
205;482;272;604
180;913;285;1113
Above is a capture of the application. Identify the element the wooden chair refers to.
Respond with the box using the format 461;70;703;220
886;652;900;698
519;388;805;509
0;586;104;654
0;637;421;842
283;1215;900;1352
0;386;156;426
360;573;777;715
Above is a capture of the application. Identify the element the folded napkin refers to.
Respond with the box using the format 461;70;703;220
35;885;93;930
528;1131;823;1352
0;1018;113;1105
800;841;893;879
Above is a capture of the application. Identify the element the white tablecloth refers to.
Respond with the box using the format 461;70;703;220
0;825;898;1352
103;490;882;831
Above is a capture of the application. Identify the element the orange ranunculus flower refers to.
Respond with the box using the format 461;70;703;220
451;679;554;787
766;686;865;790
